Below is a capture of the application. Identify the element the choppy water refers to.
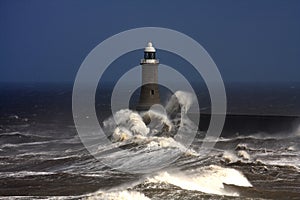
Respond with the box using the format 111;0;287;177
1;118;299;199
0;83;300;199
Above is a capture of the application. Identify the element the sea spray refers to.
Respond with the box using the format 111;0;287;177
103;109;149;141
165;91;196;119
142;106;173;136
103;90;196;142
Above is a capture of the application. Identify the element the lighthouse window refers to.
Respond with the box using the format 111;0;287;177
144;52;156;59
150;52;155;59
144;52;148;59
151;90;154;95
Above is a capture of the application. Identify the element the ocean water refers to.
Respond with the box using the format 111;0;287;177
0;82;299;199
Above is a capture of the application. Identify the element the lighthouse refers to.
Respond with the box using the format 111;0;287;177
136;42;160;111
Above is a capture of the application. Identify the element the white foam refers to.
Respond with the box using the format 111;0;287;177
143;108;173;134
147;165;252;196
103;109;149;142
222;151;239;163
86;190;150;200
127;112;149;136
112;127;133;142
145;136;186;151
237;150;251;160
287;146;296;151
0;171;55;178
255;153;300;169
1;141;54;149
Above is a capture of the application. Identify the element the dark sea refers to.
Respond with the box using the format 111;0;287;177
0;82;299;200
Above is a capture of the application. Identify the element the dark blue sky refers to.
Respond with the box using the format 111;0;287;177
1;0;299;83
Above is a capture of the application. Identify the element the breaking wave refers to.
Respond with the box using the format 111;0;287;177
147;165;252;196
84;165;252;199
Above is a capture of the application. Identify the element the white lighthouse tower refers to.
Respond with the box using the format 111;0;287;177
136;42;160;111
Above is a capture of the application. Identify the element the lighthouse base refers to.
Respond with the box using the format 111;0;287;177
136;84;160;111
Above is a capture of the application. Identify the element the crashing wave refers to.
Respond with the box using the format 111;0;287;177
147;165;252;196
102;91;195;144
